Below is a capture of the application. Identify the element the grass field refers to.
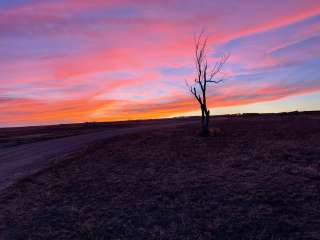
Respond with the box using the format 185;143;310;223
0;113;319;239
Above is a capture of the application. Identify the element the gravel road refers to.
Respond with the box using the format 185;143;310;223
0;121;192;192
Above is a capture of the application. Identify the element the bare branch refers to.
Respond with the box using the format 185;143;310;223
186;79;203;105
209;53;230;81
207;79;224;84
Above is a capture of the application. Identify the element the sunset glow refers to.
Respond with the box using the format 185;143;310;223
1;0;320;126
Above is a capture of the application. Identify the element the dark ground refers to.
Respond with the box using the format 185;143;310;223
0;113;320;239
0;118;186;149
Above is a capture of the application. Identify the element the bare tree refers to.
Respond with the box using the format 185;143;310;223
187;33;229;136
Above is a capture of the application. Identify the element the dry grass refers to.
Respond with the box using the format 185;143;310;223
0;118;181;148
0;115;320;239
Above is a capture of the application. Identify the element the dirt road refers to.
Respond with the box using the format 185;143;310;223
0;121;193;192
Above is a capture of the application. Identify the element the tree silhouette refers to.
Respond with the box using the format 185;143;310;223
187;33;229;136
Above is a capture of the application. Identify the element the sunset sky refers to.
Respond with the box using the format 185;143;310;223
1;0;320;127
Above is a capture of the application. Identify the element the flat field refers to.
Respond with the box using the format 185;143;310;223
0;113;319;239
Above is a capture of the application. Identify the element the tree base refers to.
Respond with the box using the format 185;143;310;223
199;128;210;137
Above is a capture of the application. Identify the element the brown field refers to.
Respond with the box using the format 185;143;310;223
0;112;320;239
0;118;188;149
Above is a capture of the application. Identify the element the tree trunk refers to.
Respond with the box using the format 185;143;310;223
202;108;210;136
201;107;205;130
